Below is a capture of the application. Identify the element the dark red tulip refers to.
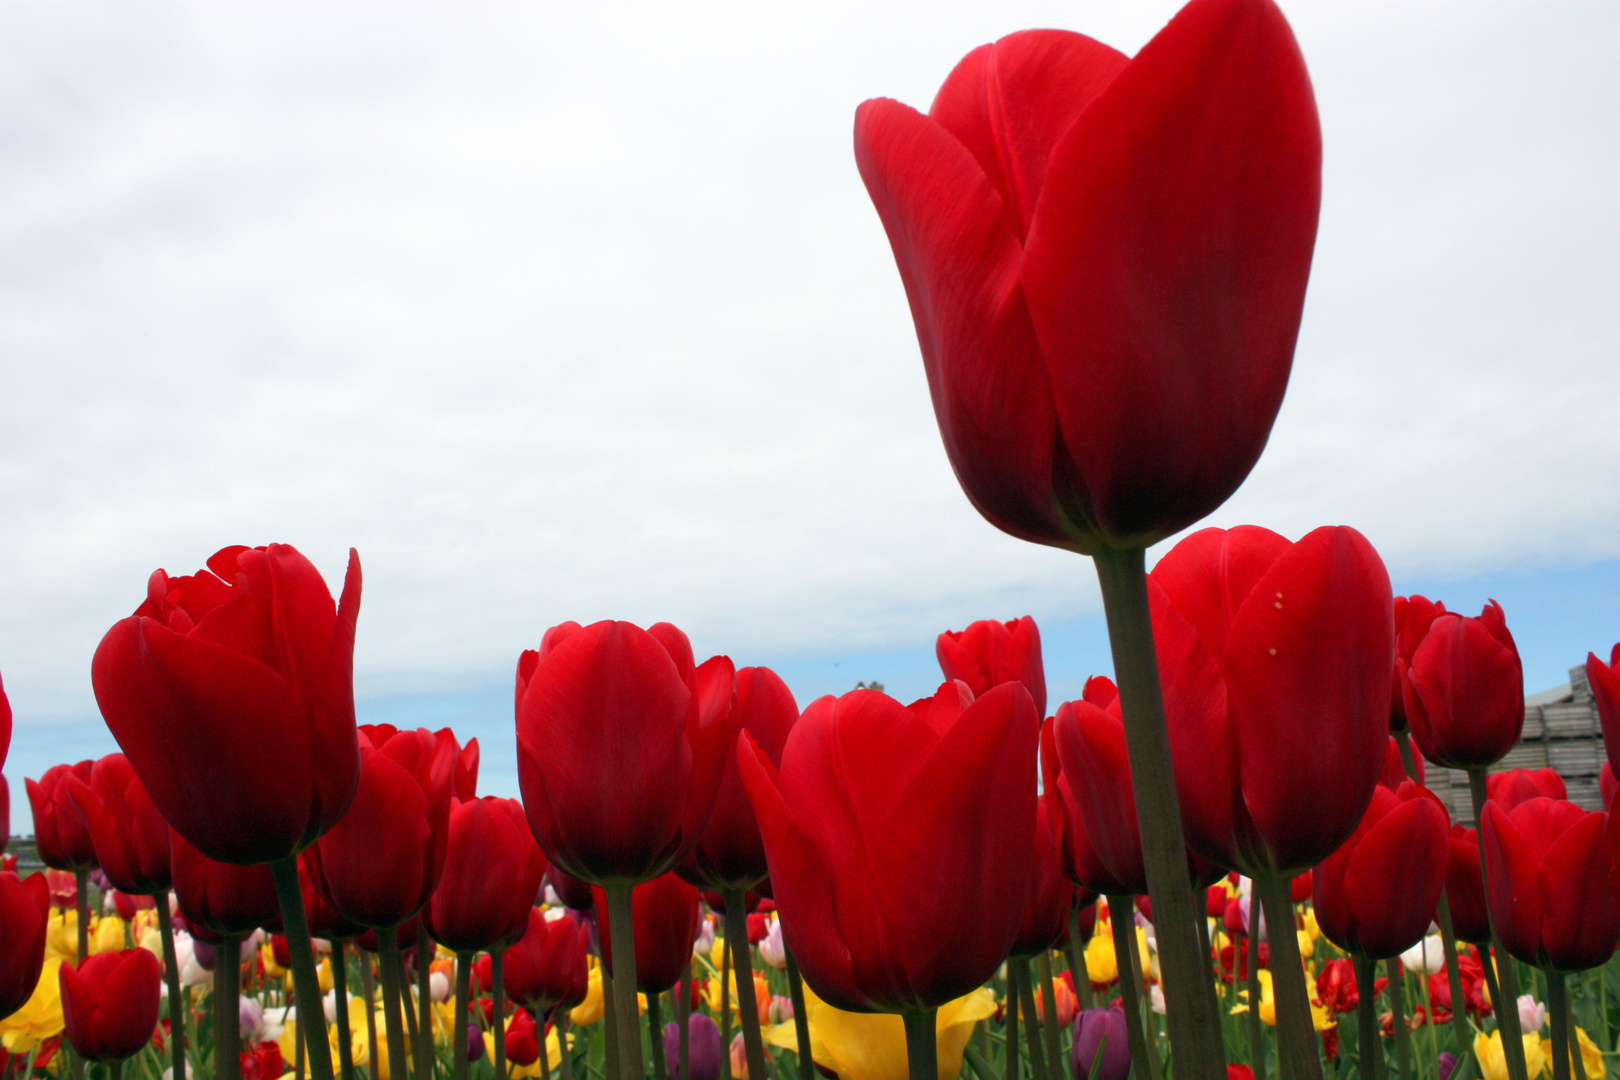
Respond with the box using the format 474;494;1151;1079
936;617;1046;719
679;666;797;892
64;755;170;895
502;907;590;1016
1590;644;1620;775
1290;871;1312;904
516;620;741;885
26;762;99;873
60;949;163;1062
1313;781;1449;958
546;867;594;911
1377;737;1423;789
1149;525;1393;876
170;829;280;943
1043;716;1134;896
738;680;1038;1012
1010;793;1077;958
306;725;454;930
91;544;362;865
504;1008;541;1067
1487;768;1566;810
593;872;701;995
0;871;49;1020
428;797;548;954
1403;601;1524;771
853;0;1320;553
1483;798;1618;971
297;852;363;941
1444;824;1491;945
355;919;418;954
1315;959;1358;1014
1391;595;1447;732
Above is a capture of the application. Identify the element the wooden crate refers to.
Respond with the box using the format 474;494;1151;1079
1521;706;1545;740
1543;703;1598;738
1548;741;1603;776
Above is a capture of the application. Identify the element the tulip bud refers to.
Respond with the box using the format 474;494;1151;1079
59;948;164;1062
1072;1007;1130;1080
665;1014;723;1080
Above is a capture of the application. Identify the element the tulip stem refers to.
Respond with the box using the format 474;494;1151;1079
378;930;413;1080
216;932;242;1080
677;972;691;1080
719;933;732;1080
269;857;338;1080
362;954;382;1080
1466;769;1530;1080
722;890;770;1080
110;1063;122;1080
417;923;434;1080
782;948;812;1080
73;868;89;1080
1092;546;1227;1078
298;1003;309;1080
901;1008;937;1080
602;967;621;1080
1353;957;1384;1080
402;953;422;1075
1384;959;1411;1080
1065;907;1094;1012
1246;893;1264;1074
1035;953;1064;1076
1433;899;1472;1062
558;1013;576;1080
493;951;510;1080
648;992;668;1080
1010;959;1047;1080
1256;874;1322;1080
1547;971;1572;1080
604;885;646;1080
1105;899;1151;1079
156;896;189;1080
1005;964;1021;1080
454;953;472;1080
333;941;356;1080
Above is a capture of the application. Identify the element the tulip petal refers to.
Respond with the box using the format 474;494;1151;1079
1022;0;1321;545
1340;798;1448;959
1408;611;1525;769
1537;809;1618;971
1481;802;1544;965
1150;526;1291;659
315;744;432;928
1053;701;1145;893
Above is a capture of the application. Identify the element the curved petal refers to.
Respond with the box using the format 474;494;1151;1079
1053;701;1145;893
1150;526;1291;659
1481;802;1543;965
315;744;432;929
1340;797;1448;959
1538;809;1618;971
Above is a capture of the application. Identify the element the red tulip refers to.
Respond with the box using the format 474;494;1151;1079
1315;959;1358;1014
1010;793;1078;958
1488;768;1566;810
1444;824;1491;945
306;726;455;930
1150;525;1393;875
1403;601;1524;771
91;544;362;865
505;1007;541;1067
1483;798;1618;971
64;755;170;895
60;949;163;1062
297;852;363;941
1312;781;1449;959
354;919;418;955
170;829;280;943
1377;737;1423;789
516;620;740;885
679;667;797;893
0;871;49;1020
1590;644;1620;775
26;762;99;873
1604;763;1617;812
853;0;1320;552
936;617;1046;719
738;680;1038;1012
1043;713;1134;897
502;907;590;1016
593;872;701;995
545;867;594;912
454;738;480;801
1391;595;1448;732
428;797;549;954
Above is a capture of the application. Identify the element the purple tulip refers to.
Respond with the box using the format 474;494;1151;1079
1438;1053;1458;1080
467;1024;485;1062
1072;1008;1130;1080
664;1013;723;1080
192;938;216;972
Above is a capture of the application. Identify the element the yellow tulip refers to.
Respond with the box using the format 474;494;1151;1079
709;929;727;972
1473;1030;1548;1080
132;908;160;943
1084;922;1118;985
45;910;79;963
261;942;287;980
1575;1027;1605;1080
139;926;164;959
318;957;335;994
762;982;993;1080
1295;929;1313;961
90;915;128;955
569;963;604;1026
1248;969;1333;1032
1302;909;1322;942
0;959;66;1053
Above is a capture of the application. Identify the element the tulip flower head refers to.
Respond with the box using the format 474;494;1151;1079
65;754;171;896
1403;601;1524;771
1483;797;1618;971
1589;644;1620;775
59;948;163;1062
1488;769;1566;810
854;0;1321;553
592;872;701;995
666;1013;724;1080
92;544;362;865
1073;1007;1130;1080
169;829;280;943
0;871;49;1022
502;907;591;1017
26;762;99;873
427;796;547;953
936;617;1046;718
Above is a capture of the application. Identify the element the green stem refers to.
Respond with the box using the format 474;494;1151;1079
1005;961;1021;1080
719;933;732;1080
454;953;472;1080
493;951;510;1080
1105;898;1152;1079
157;897;189;1080
722;891;769;1080
378;930;413;1080
298;1002;308;1080
216;933;242;1080
1247;893;1264;1073
333;941;356;1080
1035;954;1063;1078
1092;546;1227;1078
604;885;646;1080
558;1012;576;1080
1384;959;1411;1080
361;951;381;1080
1434;896;1473;1062
782;948;812;1080
648;992;667;1080
901;1009;938;1080
1547;970;1571;1080
416;923;434;1080
1065;907;1094;1012
1467;769;1530;1080
1010;959;1047;1080
602;967;621;1080
1256;874;1322;1080
269;857;337;1080
74;868;89;1080
1354;957;1384;1080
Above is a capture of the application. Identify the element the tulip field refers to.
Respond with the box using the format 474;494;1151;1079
1;1;1617;1080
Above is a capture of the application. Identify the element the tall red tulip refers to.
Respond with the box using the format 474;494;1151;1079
1312;781;1449;959
0;870;49;1021
1488;768;1566;810
306;726;455;930
516;620;740;886
738;680;1038;1012
679;667;797;892
1010;795;1077;957
1391;595;1447;732
64;754;170;895
1043;707;1134;897
593;872;702;995
1402;601;1524;771
91;543;362;866
170;829;280;942
936;617;1046;719
1590;644;1620;774
853;0;1320;553
1150;525;1393;875
427;797;548;954
60;949;163;1062
501;907;591;1017
1482;798;1617;971
26;762;99;872
1444;825;1491;945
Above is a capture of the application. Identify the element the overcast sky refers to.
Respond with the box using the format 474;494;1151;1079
2;0;1617;807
